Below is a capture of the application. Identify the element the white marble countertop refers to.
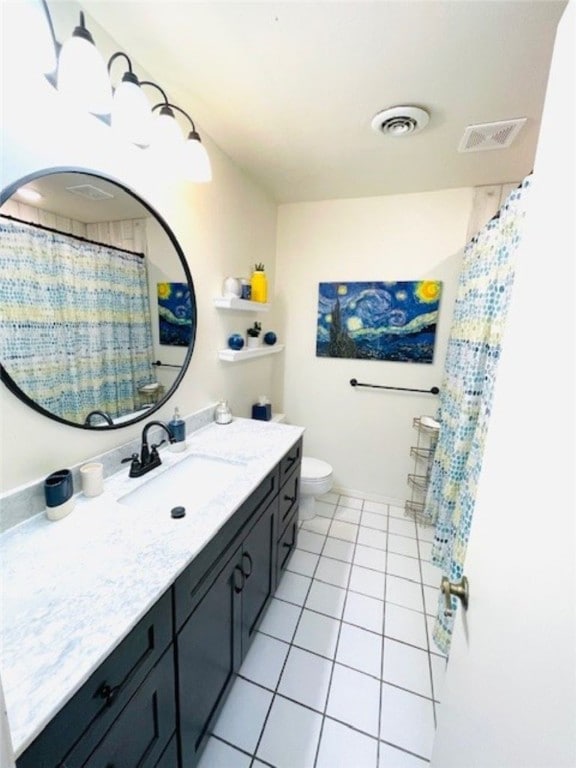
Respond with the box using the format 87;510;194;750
0;418;304;758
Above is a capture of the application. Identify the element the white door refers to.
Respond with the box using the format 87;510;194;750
431;4;575;766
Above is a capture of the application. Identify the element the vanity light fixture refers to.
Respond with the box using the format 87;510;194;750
108;52;152;147
57;11;112;116
151;102;212;183
7;0;58;78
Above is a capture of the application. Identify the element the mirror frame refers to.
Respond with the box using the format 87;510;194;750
0;166;196;430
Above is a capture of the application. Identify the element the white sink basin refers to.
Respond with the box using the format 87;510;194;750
117;454;246;515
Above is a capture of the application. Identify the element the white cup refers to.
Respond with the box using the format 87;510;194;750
80;462;104;497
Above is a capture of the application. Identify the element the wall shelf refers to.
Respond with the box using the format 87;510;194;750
214;297;270;312
218;344;284;362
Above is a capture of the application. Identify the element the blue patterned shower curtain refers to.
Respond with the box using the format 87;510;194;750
425;177;532;655
0;216;155;423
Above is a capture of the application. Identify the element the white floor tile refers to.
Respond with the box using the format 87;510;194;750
305;580;347;619
329;519;359;542
430;654;447;702
387;534;419;558
256;695;322;768
416;523;435;543
278;646;333;711
378;742;429;767
302;516;332;535
349;565;386;600
197;737;251;768
362;511;388;532
386;553;421;582
363;500;388;516
293;608;340;659
386;575;424;612
382;638;432;698
316;500;337;519
388;504;406;519
334;506;362;524
297;529;326;555
339;495;364;510
380;684;436;759
385;603;428;650
275;571;312;606
388;517;418;539
354;544;387;573
315;555;352;587
423;584;440;616
420;560;442;589
212;677;273;753
317;718;378;768
336;623;382;678
258;598;301;643
286;548;320;578
418;541;433;561
239;632;289;690
357;526;388;551
343;591;384;635
323;536;356;563
326;664;380;737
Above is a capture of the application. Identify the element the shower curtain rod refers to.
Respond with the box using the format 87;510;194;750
152;360;182;369
0;213;145;258
350;378;439;395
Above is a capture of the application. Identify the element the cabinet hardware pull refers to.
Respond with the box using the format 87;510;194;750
284;494;296;503
233;565;245;593
241;552;253;578
97;682;121;706
286;455;296;465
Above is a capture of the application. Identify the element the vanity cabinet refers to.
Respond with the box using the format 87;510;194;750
15;438;302;768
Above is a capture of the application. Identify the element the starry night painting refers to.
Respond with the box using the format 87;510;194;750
157;282;194;346
316;281;442;363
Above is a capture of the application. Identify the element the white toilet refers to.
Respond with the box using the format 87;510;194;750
299;457;334;521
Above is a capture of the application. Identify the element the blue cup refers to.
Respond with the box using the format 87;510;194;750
44;469;73;508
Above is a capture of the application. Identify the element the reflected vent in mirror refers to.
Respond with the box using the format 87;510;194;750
66;184;115;201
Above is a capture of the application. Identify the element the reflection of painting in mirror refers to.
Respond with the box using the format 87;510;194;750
316;280;442;363
0;172;194;428
158;282;193;346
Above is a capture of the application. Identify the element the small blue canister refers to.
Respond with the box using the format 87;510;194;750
228;333;245;351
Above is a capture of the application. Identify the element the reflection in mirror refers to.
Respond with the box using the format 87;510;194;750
0;170;195;429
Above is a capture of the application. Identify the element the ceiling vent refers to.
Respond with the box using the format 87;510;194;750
65;184;115;201
458;118;527;152
371;106;430;137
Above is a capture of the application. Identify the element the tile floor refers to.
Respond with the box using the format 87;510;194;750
197;491;447;768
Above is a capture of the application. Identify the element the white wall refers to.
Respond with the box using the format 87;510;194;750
0;3;280;492
276;189;473;501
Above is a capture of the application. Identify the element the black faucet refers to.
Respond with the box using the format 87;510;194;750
84;410;114;427
122;421;176;478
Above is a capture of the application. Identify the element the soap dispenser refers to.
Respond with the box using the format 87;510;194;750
169;407;186;451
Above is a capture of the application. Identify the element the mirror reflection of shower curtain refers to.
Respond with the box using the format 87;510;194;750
424;176;532;655
0;215;155;423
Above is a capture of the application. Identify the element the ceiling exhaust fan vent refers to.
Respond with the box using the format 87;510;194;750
65;184;115;201
458;118;527;152
371;106;430;137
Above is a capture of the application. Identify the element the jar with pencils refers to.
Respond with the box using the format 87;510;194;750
250;263;268;303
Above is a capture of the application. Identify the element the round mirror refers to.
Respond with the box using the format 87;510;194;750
0;168;196;429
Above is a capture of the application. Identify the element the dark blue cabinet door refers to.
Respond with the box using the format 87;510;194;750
177;545;242;767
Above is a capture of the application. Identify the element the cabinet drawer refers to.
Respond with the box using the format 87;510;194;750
17;590;173;768
279;439;302;484
155;734;178;768
276;510;298;581
82;647;176;768
278;468;299;535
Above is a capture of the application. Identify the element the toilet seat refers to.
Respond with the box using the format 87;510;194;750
301;457;332;481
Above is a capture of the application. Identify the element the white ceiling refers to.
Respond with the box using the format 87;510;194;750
78;1;566;203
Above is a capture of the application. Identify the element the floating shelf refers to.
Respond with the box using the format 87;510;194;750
213;297;270;312
218;344;284;362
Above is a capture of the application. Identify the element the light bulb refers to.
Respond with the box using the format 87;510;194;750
183;132;212;183
57;13;112;116
111;73;152;146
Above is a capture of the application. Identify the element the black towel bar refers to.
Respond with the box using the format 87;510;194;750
350;378;439;395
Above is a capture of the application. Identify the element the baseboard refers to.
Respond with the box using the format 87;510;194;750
332;484;405;508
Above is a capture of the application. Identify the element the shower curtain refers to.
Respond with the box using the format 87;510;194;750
425;176;532;655
0;215;155;423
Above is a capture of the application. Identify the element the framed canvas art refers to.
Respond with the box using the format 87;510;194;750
316;280;442;363
157;282;194;347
